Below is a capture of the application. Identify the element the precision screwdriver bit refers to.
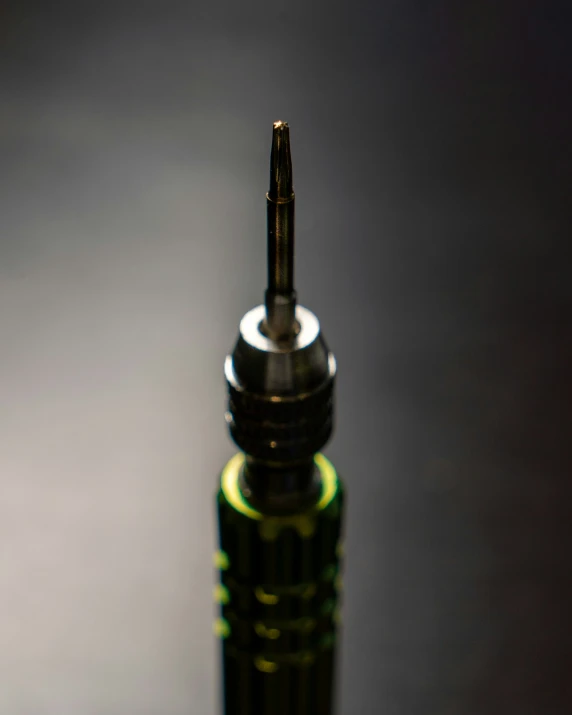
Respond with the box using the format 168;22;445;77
265;121;297;341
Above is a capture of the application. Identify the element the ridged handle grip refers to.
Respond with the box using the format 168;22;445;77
215;453;344;715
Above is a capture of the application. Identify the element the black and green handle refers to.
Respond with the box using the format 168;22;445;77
215;452;344;715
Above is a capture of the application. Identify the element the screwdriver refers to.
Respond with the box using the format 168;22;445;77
214;121;344;715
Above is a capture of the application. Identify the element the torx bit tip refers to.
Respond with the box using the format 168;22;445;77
265;120;296;340
269;120;293;202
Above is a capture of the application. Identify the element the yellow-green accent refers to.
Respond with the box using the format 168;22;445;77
213;584;230;605
254;656;279;673
213;618;231;639
249;616;317;633
255;586;280;605
254;622;281;640
296;650;316;668
220;452;339;540
248;581;317;603
301;583;317;600
213;550;230;570
298;617;317;634
313;453;338;510
221;453;262;520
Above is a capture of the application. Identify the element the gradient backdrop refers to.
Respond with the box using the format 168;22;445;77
0;2;570;714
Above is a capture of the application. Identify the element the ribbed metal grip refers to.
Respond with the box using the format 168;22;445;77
215;453;344;715
226;378;334;462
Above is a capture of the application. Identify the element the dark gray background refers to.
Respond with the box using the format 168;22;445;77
1;1;570;713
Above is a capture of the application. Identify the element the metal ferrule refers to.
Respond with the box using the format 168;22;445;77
225;304;336;468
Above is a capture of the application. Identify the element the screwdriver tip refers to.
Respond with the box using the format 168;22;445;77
269;120;293;201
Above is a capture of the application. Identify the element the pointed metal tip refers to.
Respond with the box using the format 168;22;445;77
269;120;293;201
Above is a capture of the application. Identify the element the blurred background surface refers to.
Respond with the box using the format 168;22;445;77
0;1;570;713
